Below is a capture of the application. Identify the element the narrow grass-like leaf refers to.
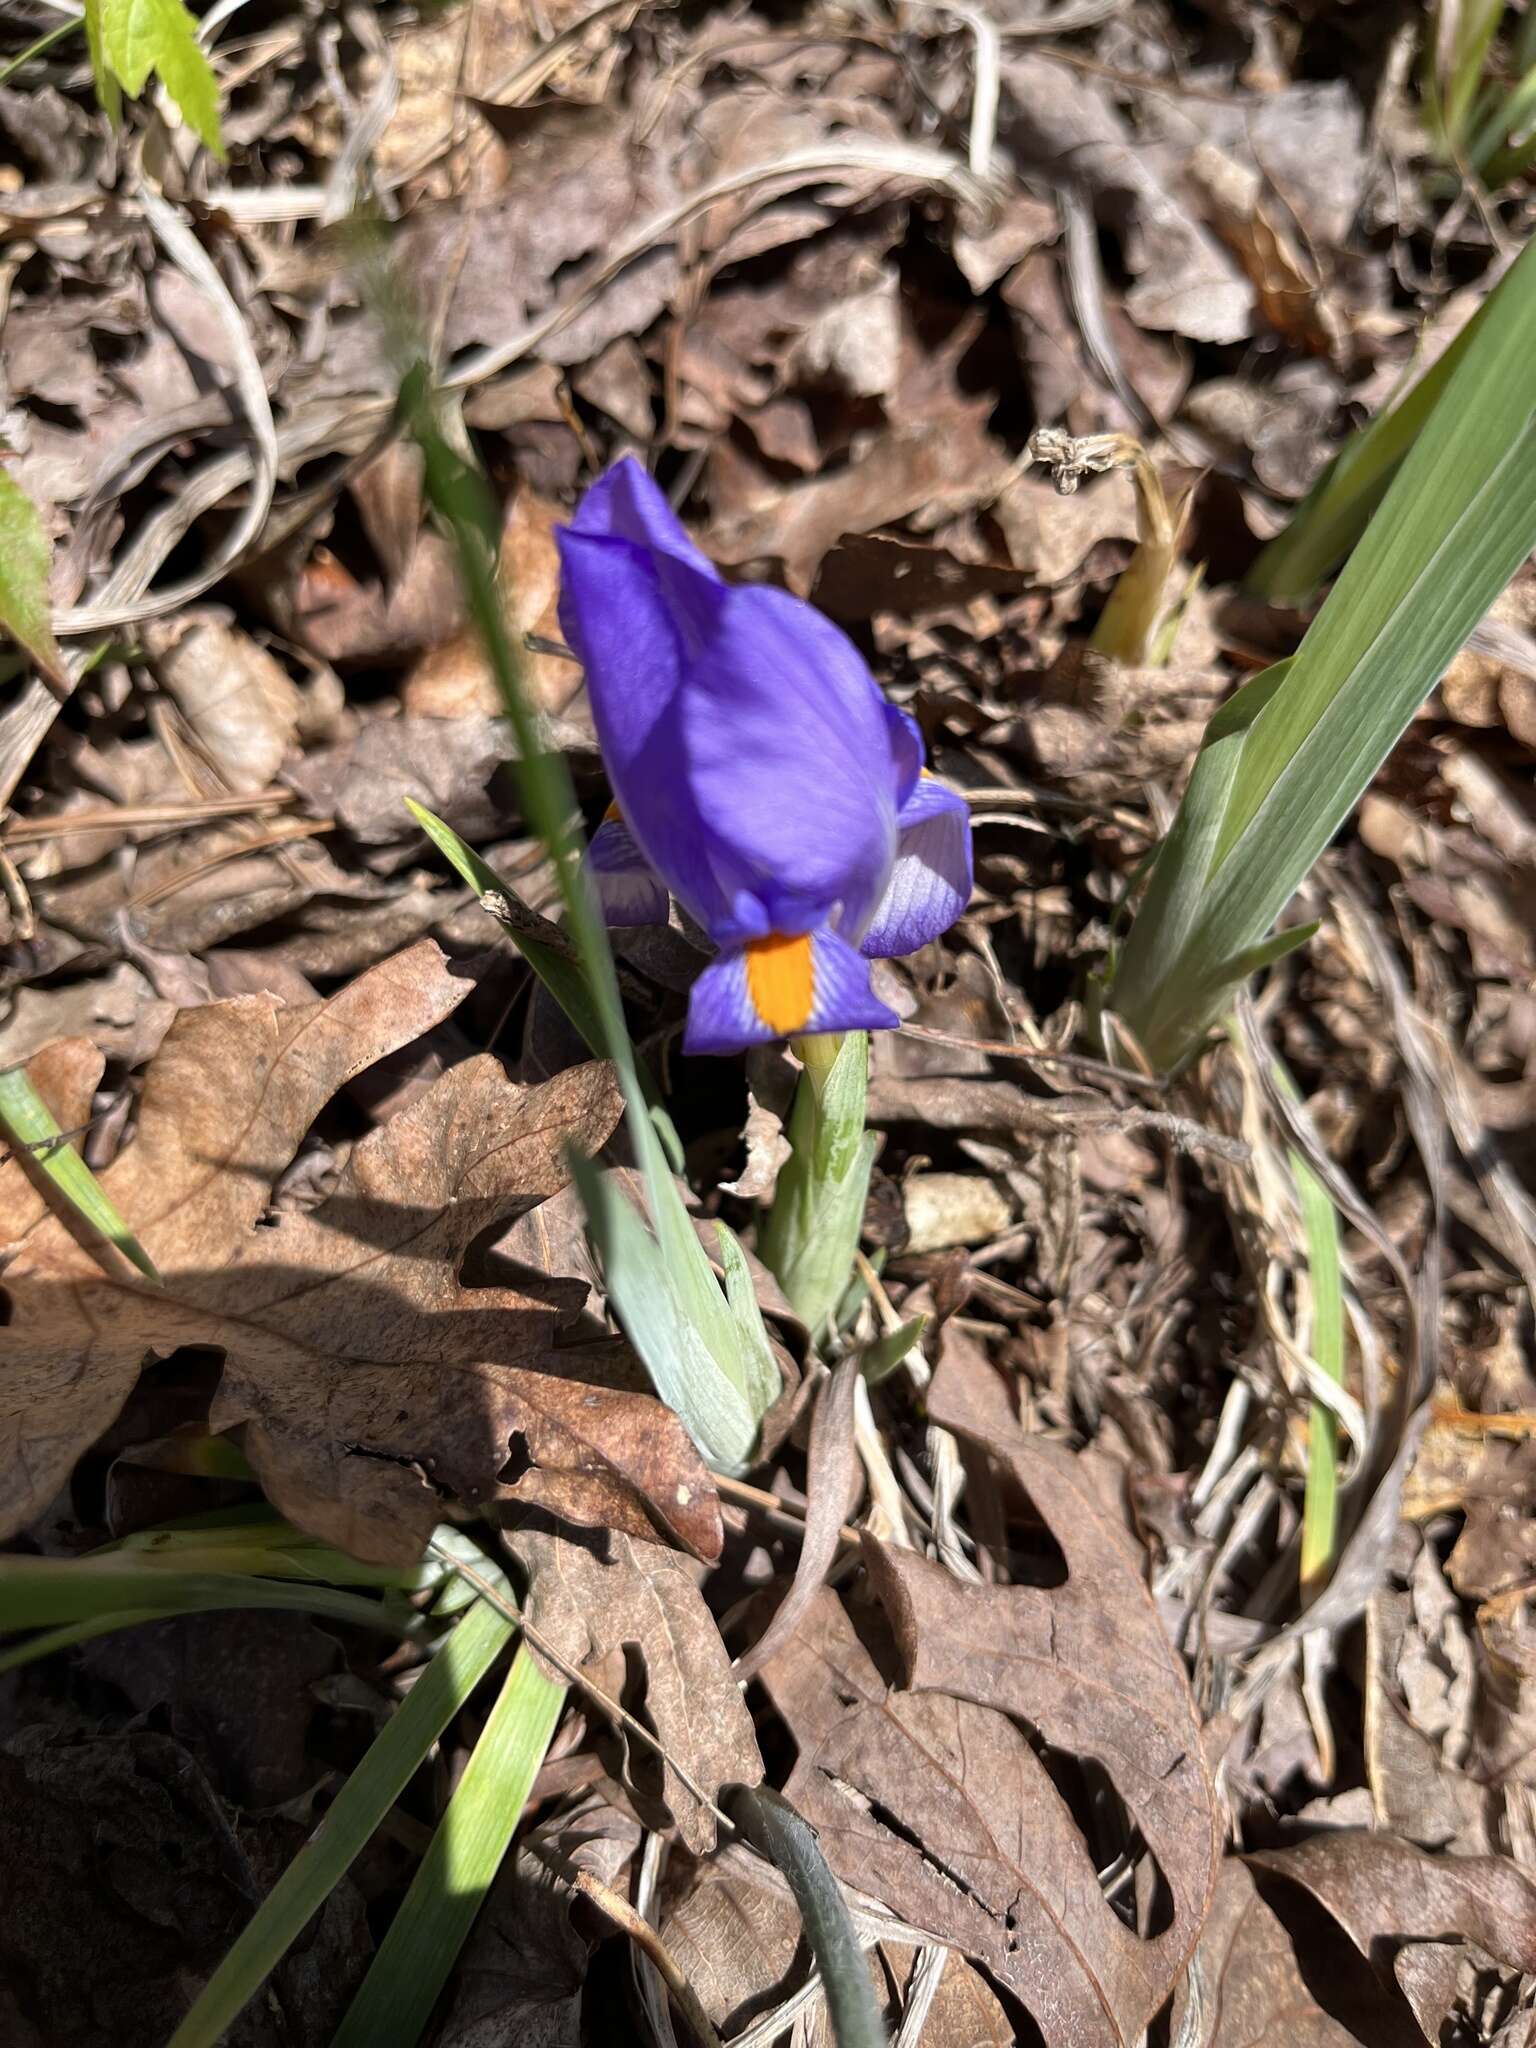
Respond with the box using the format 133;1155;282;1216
1245;268;1500;603
330;1643;566;2048
861;1313;928;1386
0;1609;169;1673
1114;233;1536;1067
0;1555;408;1632
1468;52;1536;172
0;1065;158;1279
1273;1064;1348;1599
0;1507;425;1651
1426;0;1504;153
99;1506;421;1586
164;1589;516;2048
1296;1153;1344;1597
0;18;81;98
403;796;607;1056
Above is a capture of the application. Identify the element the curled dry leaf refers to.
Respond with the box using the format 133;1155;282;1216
719;1090;791;1203
506;1522;763;1854
1247;1832;1536;2041
143;612;312;793
0;939;721;1566
758;1337;1220;2046
735;1351;863;1685
1187;144;1346;362
1171;1861;1363;2046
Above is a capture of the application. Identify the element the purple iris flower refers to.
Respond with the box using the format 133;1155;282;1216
555;457;973;1056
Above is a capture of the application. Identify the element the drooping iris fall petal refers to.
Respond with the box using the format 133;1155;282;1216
684;926;901;1055
860;775;974;961
585;812;669;927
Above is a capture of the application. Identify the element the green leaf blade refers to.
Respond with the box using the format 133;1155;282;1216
101;0;223;155
330;1644;565;2048
1113;235;1536;1067
0;468;62;681
0;1067;159;1280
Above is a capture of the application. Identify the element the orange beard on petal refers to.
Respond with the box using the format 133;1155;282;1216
745;931;816;1035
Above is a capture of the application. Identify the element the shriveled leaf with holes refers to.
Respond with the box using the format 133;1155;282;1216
757;1336;1219;2046
0;939;721;1566
505;1522;762;1853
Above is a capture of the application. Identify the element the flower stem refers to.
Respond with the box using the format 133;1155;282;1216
794;1028;845;1099
761;1031;878;1333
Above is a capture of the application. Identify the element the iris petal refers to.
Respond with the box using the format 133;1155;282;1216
675;583;897;936
684;925;900;1056
555;528;743;932
860;775;973;959
564;454;716;575
885;704;924;807
586;815;669;927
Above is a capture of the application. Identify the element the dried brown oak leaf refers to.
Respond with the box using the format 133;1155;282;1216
507;1522;762;1854
0;940;720;1566
759;1340;1219;2046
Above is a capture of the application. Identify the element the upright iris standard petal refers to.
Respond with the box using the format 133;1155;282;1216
684;926;901;1055
860;775;974;960
674;582;898;938
560;454;718;576
555;521;743;935
585;811;668;927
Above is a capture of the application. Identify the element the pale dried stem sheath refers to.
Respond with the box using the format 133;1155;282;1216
1028;427;1193;665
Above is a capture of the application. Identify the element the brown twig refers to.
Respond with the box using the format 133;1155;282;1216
524;1840;725;2048
0;790;298;845
897;1020;1167;1095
